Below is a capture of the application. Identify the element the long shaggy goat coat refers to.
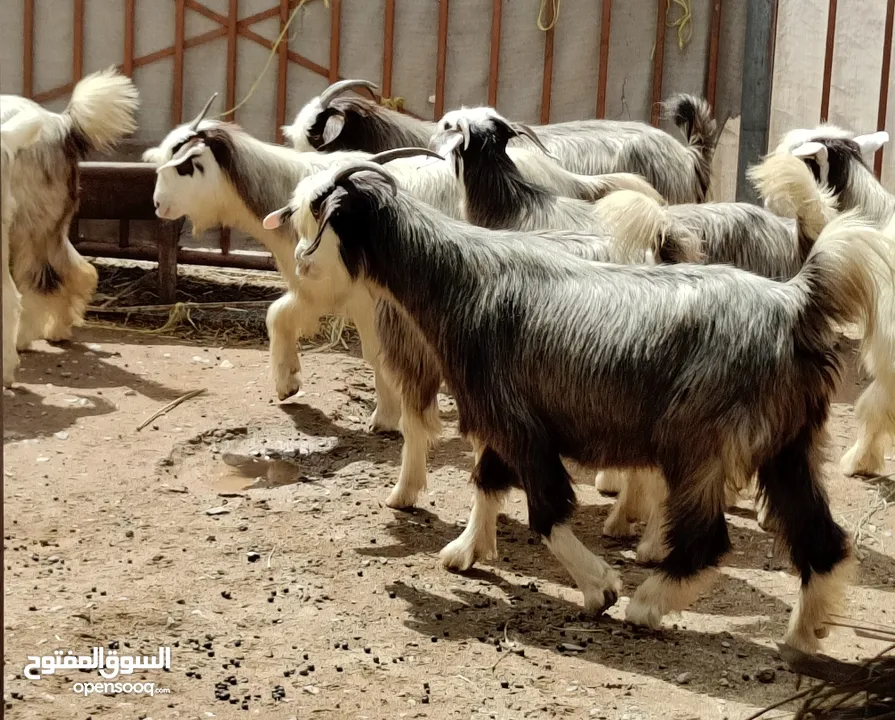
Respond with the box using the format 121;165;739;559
291;169;881;653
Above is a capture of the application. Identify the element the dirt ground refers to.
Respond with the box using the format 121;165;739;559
3;267;894;720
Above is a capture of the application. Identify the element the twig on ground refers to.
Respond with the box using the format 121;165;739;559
136;389;207;431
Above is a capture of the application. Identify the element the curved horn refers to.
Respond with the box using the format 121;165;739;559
190;92;219;131
369;148;444;164
512;123;555;159
332;162;398;195
319;79;379;108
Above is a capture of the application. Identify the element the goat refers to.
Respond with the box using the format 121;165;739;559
772;126;893;227
758;152;895;479
266;148;675;509
286;79;717;203
1;112;45;386
0;67;139;360
270;160;886;654
599;153;844;559
143;108;462;431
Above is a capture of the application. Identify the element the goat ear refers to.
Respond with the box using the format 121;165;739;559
158;141;206;172
791;141;828;164
434;132;465;158
1;112;43;153
319;112;346;149
262;207;292;231
852;131;889;156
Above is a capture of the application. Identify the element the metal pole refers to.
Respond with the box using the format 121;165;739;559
736;0;776;203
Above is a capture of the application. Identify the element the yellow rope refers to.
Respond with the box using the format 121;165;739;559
666;0;692;50
537;0;561;31
216;0;330;119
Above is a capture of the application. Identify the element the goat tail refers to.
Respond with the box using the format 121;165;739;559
595;189;703;266
64;67;139;155
791;211;893;349
590;172;666;204
664;94;717;202
748;153;837;263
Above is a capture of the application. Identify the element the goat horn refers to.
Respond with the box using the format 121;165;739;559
513;123;555;159
332;162;398;196
369;148;444;164
189;92;219;131
319;79;379;108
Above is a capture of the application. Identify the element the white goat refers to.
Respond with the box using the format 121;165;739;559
771;126;892;226
1;112;45;386
286;79;716;203
769;126;895;476
0;68;138;365
143;110;459;431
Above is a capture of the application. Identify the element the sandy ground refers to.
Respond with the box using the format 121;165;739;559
2;323;893;720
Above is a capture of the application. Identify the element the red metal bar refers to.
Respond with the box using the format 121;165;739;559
276;0;289;142
651;0;668;126
706;0;723;108
435;0;450;119
226;0;238;121
875;0;895;177
540;7;556;124
23;0;34;98
329;0;341;84
237;25;329;77
173;0;186;125
185;0;227;25
488;0;503;107
73;0;84;81
382;0;395;98
820;0;838;122
123;0;135;76
596;0;612;118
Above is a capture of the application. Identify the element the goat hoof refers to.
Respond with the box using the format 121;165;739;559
439;535;490;572
839;446;882;478
275;374;302;401
369;407;401;435
625;599;663;630
602;513;636;539
384;486;419;510
635;540;666;566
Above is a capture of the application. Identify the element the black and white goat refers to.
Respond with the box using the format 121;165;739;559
772;126;892;227
267;160;887;654
0;68;139;374
1;112;45;385
287;79;717;203
757;151;895;479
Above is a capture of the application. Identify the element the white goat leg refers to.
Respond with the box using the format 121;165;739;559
603;469;639;538
594;468;626;494
2;239;21;385
349;294;402;433
841;373;895;477
386;397;439;509
636;470;669;564
545;524;622;613
440;487;503;571
266;291;304;401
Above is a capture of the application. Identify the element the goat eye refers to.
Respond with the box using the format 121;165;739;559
175;158;194;176
195;162;204;174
